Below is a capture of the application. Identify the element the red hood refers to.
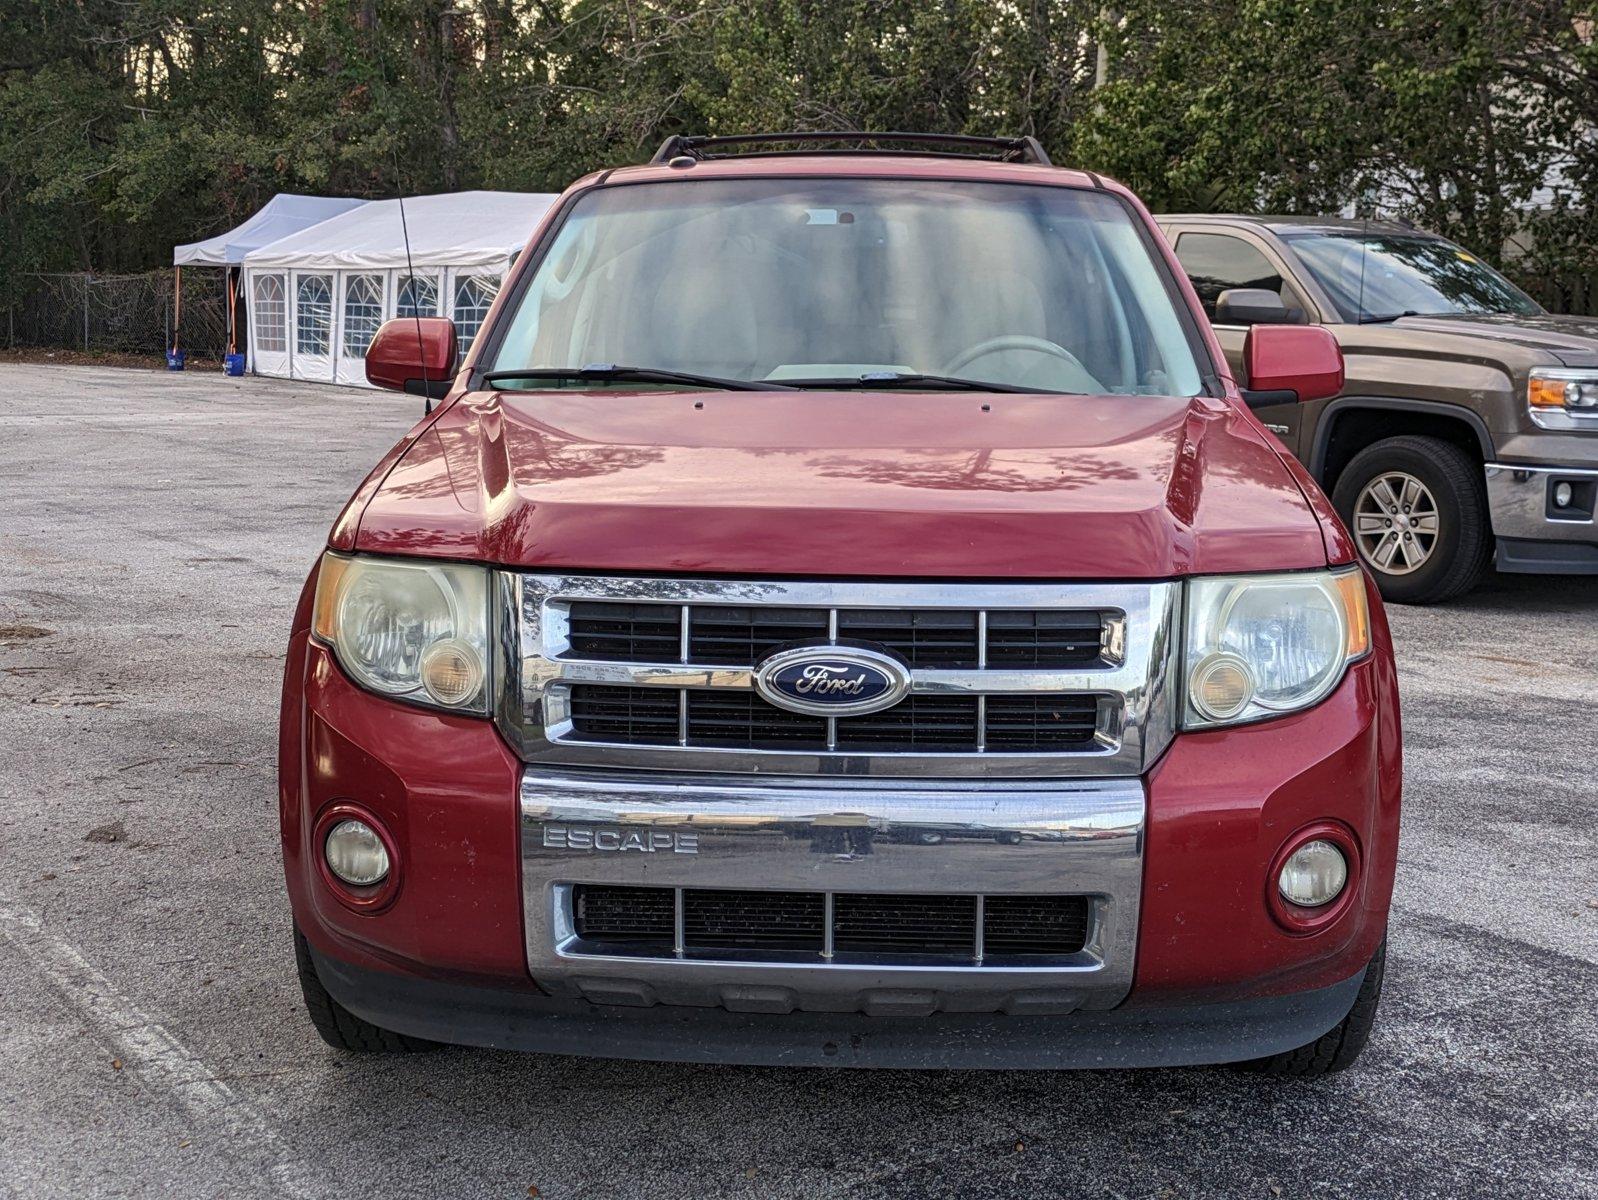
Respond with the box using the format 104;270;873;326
346;389;1335;578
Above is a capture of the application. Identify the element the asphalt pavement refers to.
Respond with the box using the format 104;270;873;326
2;363;1595;1199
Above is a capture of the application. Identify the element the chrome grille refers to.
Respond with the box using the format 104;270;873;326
687;606;831;664
566;686;1101;753
497;574;1179;778
569;602;1105;669
566;602;681;661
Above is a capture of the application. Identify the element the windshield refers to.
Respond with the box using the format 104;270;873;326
487;178;1206;396
1283;231;1542;322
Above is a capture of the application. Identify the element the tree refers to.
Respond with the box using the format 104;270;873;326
2;0;1594;311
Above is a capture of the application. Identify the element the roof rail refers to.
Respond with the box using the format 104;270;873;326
649;131;1052;167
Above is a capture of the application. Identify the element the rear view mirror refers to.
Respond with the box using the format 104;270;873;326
1241;325;1344;408
1216;288;1297;325
365;318;458;397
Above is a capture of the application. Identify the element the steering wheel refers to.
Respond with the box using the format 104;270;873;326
942;334;1091;380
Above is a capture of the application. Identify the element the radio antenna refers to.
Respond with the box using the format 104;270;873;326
371;8;432;417
397;194;431;415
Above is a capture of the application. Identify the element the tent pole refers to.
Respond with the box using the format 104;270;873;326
172;266;182;356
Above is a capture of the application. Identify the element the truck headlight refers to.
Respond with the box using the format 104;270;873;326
1182;568;1370;729
1529;369;1598;429
312;552;490;713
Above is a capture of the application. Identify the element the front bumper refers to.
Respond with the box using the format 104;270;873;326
519;771;1143;1016
309;940;1368;1069
1485;462;1598;573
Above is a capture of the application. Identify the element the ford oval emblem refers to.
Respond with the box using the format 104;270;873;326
754;645;910;717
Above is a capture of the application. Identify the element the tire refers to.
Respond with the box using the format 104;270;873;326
1331;435;1491;604
294;927;438;1053
1239;937;1386;1077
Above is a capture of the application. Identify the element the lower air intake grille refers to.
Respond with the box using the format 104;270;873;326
982;894;1092;955
683;890;825;949
833;893;977;954
572;885;674;948
568;886;1091;962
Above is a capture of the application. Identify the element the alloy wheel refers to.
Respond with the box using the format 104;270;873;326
1353;471;1440;575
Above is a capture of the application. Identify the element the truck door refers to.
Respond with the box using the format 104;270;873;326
1169;229;1315;456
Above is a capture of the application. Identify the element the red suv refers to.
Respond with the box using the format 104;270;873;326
281;133;1400;1074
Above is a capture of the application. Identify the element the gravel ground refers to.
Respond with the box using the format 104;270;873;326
2;363;1595;1200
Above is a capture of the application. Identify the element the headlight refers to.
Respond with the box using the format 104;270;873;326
1529;369;1598;430
312;552;490;713
1182;568;1370;729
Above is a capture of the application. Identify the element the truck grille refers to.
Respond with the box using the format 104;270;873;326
571;885;1090;962
505;574;1178;777
567;685;1100;753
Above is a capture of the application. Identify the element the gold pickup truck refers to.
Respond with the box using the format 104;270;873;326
1160;214;1598;603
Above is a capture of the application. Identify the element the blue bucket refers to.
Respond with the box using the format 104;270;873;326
223;353;246;377
165;349;186;371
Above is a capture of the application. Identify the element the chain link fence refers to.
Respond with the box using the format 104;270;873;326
3;269;233;359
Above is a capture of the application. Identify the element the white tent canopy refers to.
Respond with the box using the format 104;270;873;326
172;194;369;267
240;190;557;386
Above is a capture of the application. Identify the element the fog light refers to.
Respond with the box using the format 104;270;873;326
325;819;390;887
1278;839;1348;907
1190;653;1254;721
420;638;484;707
1553;481;1574;509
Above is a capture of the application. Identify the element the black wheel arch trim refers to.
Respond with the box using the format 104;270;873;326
1309;396;1497;482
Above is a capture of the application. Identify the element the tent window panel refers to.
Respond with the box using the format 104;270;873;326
296;275;333;356
453;275;500;356
252;275;287;353
397;275;439;319
343;274;384;358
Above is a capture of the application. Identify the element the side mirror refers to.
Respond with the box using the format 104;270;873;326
1241;325;1344;408
365;317;458;397
1216;287;1297;326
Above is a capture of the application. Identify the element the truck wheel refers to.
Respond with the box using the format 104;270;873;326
294;927;438;1053
1240;938;1385;1077
1331;436;1490;604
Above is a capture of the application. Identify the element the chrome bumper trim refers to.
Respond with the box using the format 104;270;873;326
519;767;1145;1015
1484;462;1598;542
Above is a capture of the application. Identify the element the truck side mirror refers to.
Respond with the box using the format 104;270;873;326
1216;288;1297;326
1241;325;1344;407
365;317;458;398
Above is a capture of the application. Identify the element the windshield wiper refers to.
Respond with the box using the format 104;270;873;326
778;371;1052;394
481;364;794;392
1359;310;1423;324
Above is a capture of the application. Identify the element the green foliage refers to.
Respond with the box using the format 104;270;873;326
1079;0;1596;296
1;0;1594;305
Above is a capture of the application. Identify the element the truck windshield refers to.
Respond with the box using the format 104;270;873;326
487;178;1206;396
1283;231;1543;323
